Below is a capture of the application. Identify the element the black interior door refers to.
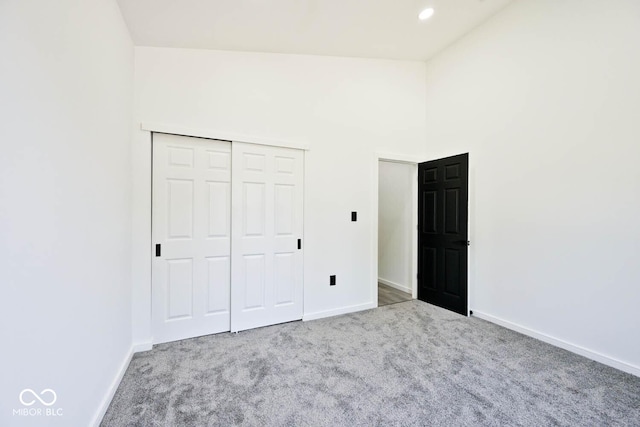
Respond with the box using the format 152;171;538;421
418;153;469;316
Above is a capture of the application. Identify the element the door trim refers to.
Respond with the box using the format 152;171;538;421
372;151;474;315
141;122;311;152
372;152;421;307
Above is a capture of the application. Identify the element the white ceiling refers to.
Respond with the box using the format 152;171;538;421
116;0;513;61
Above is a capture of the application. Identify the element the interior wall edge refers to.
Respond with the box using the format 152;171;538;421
472;311;640;378
90;345;135;427
131;129;153;344
132;341;153;353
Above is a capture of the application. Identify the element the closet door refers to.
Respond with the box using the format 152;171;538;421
231;142;304;332
152;133;231;344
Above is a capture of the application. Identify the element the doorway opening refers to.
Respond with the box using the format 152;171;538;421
377;160;417;307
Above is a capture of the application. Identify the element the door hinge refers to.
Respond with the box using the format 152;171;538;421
155;244;161;257
297;239;302;250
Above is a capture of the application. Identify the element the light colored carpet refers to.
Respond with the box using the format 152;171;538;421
102;301;640;426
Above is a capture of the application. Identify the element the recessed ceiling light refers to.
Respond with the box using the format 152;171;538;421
419;8;435;21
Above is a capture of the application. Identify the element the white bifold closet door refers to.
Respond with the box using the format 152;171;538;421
231;142;304;332
152;133;232;344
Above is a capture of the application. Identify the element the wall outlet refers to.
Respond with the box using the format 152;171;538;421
330;275;336;286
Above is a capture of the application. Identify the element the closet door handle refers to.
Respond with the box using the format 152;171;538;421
297;239;302;250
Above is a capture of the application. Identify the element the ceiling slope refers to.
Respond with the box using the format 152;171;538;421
117;0;513;61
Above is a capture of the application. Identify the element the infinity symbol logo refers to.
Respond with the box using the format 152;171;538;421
19;389;57;407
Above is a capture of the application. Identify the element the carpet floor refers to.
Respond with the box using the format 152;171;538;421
102;301;640;426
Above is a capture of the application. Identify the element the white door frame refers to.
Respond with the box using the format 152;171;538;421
131;124;309;349
374;151;475;316
371;152;421;307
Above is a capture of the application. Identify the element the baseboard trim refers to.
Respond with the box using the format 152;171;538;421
133;341;153;353
472;310;640;378
91;345;134;427
378;278;412;294
303;302;376;322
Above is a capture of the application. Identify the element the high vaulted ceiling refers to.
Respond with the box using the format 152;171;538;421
116;0;513;61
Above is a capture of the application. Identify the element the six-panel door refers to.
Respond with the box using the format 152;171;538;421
230;142;304;332
152;134;305;343
152;133;232;344
418;153;469;316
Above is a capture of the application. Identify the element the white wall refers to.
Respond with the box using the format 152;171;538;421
378;161;414;293
132;47;427;341
0;0;134;425
424;0;640;372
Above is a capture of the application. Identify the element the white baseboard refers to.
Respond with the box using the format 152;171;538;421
133;341;153;353
378;277;412;294
303;302;376;322
472;310;640;378
91;345;134;427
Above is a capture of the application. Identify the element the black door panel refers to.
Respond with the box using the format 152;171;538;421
418;153;468;315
